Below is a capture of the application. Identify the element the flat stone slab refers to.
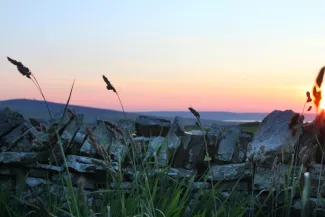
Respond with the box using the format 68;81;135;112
209;162;252;181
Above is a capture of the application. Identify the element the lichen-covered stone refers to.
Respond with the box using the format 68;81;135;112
167;116;185;150
0;107;24;138
0;152;46;164
246;110;300;165
144;136;168;166
216;127;241;162
253;164;301;191
207;124;223;146
209;162;252;181
172;130;206;169
66;155;118;173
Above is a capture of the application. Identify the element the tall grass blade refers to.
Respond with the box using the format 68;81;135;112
302;172;311;217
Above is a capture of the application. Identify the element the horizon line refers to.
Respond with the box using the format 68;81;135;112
0;97;318;115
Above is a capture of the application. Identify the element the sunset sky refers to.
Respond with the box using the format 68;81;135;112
1;0;325;113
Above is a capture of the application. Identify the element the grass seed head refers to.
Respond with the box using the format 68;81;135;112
7;56;32;78
102;75;117;93
189;107;200;118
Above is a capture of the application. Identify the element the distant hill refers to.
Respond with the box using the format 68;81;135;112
0;99;243;127
0;99;315;126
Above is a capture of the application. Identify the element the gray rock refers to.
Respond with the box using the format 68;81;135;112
1;122;34;152
61;112;83;139
135;116;171;137
110;182;131;189
144;136;168;166
131;136;151;158
167;167;196;178
25;177;48;187
191;182;211;190
173;130;207;169
74;132;86;144
209;162;252;181
117;119;135;134
51;172;97;190
0;107;24;138
215;128;253;163
109;137;129;162
85;120;129;162
0;152;45;164
28;163;65;172
235;131;254;162
87;120;112;150
167;116;185;151
218;181;249;191
20;177;48;204
80;140;96;156
246;110;300;165
66;155;117;173
253;164;300;190
207;124;223;146
216;127;241;162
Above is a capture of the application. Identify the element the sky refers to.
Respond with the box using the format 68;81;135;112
1;0;325;113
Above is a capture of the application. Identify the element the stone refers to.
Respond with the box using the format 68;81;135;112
216;127;241;162
66;155;118;173
207;124;223;146
20;177;49;204
144;136;168;166
191;182;211;190
0;152;47;164
25;163;65;173
25;177;48;187
109;137;129;162
172;130;207;169
306;164;325;197
80;140;97;156
167;116;185;152
74;132;86;144
246;110;300;165
235;131;254;162
209;162;252;181
135;116;171;137
0;107;24;138
167;167;196;178
1;122;33;152
253;164;302;191
110;182;131;189
215;128;253;163
218;181;249;191
51;172;96;190
85;120;129;162
117;119;135;135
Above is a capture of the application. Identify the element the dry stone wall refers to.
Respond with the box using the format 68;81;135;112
0;107;323;216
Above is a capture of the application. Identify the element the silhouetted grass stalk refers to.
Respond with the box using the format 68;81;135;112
7;57;53;120
6;57;81;217
102;75;127;120
188;107;217;215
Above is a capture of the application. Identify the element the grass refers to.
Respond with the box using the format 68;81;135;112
239;122;260;133
1;57;325;217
